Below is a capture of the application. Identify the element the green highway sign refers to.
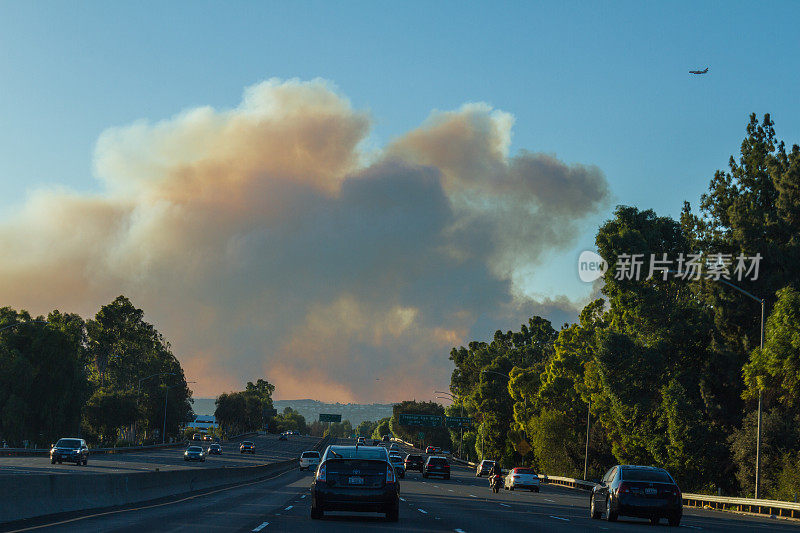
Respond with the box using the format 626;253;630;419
445;416;473;428
319;413;342;423
398;413;443;427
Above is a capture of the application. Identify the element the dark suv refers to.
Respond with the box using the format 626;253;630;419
404;454;423;472
422;456;450;479
311;445;400;521
50;438;89;466
590;465;682;526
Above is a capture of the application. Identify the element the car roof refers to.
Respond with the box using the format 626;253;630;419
426;455;448;460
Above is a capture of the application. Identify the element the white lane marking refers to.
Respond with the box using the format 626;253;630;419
400;497;406;501
455;529;466;533
418;508;428;514
283;505;293;511
448;489;454;492
252;522;270;532
549;515;569;521
300;494;306;499
544;498;555;502
683;527;702;530
499;503;510;507
469;494;476;498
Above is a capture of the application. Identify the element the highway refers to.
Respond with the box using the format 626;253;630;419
0;434;317;477
3;440;798;532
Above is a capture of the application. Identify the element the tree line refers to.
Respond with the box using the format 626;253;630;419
446;114;800;500
0;296;193;447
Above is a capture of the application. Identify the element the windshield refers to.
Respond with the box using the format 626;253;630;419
55;439;81;448
620;468;673;483
187;446;202;452
326;446;387;460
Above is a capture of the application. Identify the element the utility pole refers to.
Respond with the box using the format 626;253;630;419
755;298;764;500
583;397;591;481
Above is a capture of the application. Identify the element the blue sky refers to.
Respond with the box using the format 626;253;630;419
2;1;799;310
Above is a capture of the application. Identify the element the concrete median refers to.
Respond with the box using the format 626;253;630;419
0;458;296;524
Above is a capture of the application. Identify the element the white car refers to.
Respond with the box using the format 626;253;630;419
300;450;321;471
504;467;540;492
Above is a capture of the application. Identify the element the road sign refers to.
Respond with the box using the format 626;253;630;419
398;413;443;427
319;413;342;423
445;416;473;428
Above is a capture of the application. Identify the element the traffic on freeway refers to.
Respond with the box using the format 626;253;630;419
0;433;318;477
3;439;798;533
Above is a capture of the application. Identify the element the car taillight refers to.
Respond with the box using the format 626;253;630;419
618;482;630;494
386;464;396;484
444;465;450;469
316;464;326;483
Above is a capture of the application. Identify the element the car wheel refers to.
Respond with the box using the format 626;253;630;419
422;472;428;478
310;505;323;519
605;496;618;522
650;516;660;526
510;485;514;491
667;513;681;527
83;459;88;466
590;495;602;519
51;458;56;464
445;475;450;480
385;506;399;522
57;461;62;464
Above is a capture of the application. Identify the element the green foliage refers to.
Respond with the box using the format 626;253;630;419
325;420;353;438
274;407;308;434
372;417;391;439
356;419;378;438
0;309;89;447
83;389;139;447
743;286;800;406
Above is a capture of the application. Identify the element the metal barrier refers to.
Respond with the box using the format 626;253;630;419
540;473;800;520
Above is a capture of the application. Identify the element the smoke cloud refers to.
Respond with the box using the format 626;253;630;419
0;78;610;401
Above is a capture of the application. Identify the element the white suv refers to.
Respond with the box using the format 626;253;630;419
300;450;321;471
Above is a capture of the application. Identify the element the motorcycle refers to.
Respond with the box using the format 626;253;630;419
490;473;503;493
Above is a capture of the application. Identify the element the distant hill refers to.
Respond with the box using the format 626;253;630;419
191;398;394;426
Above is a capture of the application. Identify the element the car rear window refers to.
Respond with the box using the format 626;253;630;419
56;439;81;448
514;468;536;475
302;451;320;458
406;454;421;460
428;457;449;465
326;446;387;460
242;441;254;445
620;468;673;483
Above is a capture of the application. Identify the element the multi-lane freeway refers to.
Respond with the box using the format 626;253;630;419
0;434;317;477
2;439;798;532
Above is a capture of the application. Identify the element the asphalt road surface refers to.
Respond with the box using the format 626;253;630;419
3;439;798;533
0;434;319;477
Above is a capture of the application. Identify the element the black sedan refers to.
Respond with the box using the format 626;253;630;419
207;443;222;455
404;453;424;472
311;445;399;521
590;465;682;526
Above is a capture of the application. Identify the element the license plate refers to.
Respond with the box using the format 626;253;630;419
349;476;364;485
645;488;657;495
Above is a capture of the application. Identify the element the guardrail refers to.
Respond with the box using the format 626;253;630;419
0;441;188;457
539;473;800;520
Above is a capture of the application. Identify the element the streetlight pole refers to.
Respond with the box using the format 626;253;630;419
162;381;195;444
136;372;175;444
436;390;464;459
584;397;591;481
666;272;765;499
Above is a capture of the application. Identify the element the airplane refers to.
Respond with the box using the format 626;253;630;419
689;67;709;75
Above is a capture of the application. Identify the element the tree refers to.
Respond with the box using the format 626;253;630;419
275;407;308;434
372;418;391;439
0;309;89;447
743;286;800;407
82;390;138;446
356;420;378;438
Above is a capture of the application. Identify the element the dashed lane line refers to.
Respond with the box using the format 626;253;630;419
499;503;510;507
252;522;270;532
283;505;293;511
418;508;428;514
549;516;569;521
454;529;467;533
